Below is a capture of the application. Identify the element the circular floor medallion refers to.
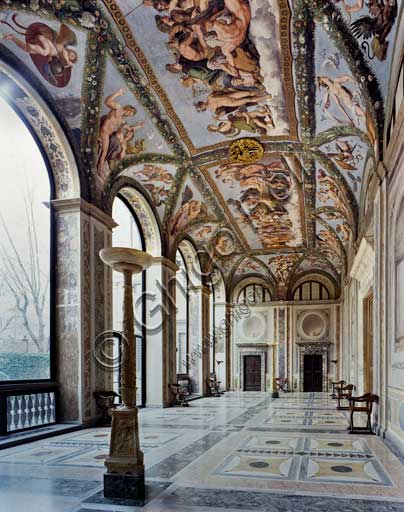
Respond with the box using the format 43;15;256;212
330;465;353;473
328;442;344;447
249;461;270;469
265;440;280;445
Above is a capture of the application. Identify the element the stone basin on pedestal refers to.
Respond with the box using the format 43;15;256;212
99;247;152;500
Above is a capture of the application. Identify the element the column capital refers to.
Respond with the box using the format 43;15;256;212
51;198;117;230
151;256;178;272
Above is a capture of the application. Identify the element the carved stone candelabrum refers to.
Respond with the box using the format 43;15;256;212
99;247;152;499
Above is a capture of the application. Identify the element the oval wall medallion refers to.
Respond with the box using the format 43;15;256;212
298;311;327;340
242;313;265;339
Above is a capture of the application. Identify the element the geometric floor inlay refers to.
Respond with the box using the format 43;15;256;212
0;391;403;512
216;434;392;485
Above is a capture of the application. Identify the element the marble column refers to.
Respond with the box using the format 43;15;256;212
100;247;152;499
52;198;116;425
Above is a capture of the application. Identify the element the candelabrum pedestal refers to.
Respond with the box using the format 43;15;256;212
99;247;152;499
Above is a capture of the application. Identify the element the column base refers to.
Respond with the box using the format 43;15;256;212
104;472;145;499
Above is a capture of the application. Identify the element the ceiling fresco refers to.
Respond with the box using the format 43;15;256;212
0;0;401;297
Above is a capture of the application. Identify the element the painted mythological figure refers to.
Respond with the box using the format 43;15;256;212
216;160;295;247
97;88;144;178
144;0;276;136
1;14;77;87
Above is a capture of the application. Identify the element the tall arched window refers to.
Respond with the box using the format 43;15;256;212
175;249;188;375
0;96;52;382
112;195;146;406
209;279;215;374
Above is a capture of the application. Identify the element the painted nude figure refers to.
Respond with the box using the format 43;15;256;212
317;75;366;127
1;15;77;87
97;88;144;176
195;90;271;116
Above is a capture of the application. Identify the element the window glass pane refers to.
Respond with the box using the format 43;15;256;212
302;283;311;300
112;197;144;404
312;282;320;300
176;250;188;374
0;97;51;381
238;284;270;304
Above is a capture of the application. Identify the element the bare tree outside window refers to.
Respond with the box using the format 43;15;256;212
0;96;51;380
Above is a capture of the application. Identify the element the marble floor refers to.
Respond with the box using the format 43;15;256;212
0;392;404;511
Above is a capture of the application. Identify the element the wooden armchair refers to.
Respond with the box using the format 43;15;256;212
330;380;345;399
336;384;356;410
276;377;289;393
348;393;379;434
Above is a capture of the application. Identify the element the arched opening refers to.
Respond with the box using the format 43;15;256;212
0;93;55;431
0;95;53;380
209;277;215;374
211;269;227;389
112;194;146;406
175;248;189;375
292;280;330;301
230;277;275;392
177;239;204;395
237;284;272;304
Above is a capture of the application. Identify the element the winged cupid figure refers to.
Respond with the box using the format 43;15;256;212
350;0;397;61
1;14;77;87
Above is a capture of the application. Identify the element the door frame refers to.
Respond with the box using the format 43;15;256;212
239;348;266;392
303;354;323;392
243;355;262;391
297;342;330;392
363;291;374;393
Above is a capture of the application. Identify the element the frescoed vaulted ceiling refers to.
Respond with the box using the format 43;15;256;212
0;0;400;297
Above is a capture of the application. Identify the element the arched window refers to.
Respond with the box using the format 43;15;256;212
175;249;188;375
237;284;271;304
112;194;146;406
0;96;52;381
293;281;330;301
209;278;215;374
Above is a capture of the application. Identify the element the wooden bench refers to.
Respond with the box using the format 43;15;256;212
336;384;356;410
93;390;121;425
276;377;289;393
207;373;221;397
330;380;345;399
348;393;379;434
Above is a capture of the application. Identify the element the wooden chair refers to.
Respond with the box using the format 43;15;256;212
207;373;221;397
336;384;356;410
93;390;121;425
169;373;192;406
348;393;379;434
276;377;289;393
169;383;189;407
330;380;345;399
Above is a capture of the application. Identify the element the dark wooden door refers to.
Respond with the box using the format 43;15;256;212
244;355;261;391
303;354;323;392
